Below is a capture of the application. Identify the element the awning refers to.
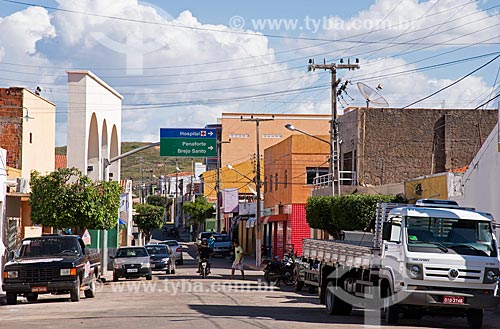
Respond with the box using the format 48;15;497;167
261;214;289;223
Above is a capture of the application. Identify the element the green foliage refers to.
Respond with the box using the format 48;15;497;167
146;195;171;208
133;204;165;242
306;194;406;236
183;196;214;225
29;168;121;230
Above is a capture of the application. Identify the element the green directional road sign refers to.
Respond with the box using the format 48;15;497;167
160;128;217;157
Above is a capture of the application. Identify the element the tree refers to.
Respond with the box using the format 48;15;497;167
29;167;121;231
306;194;407;238
133;204;164;243
183;196;214;228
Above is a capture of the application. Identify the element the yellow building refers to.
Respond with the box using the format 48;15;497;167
404;170;466;203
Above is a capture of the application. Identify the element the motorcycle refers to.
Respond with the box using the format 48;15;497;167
263;253;297;287
199;258;210;279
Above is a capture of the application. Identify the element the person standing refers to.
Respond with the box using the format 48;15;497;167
231;241;244;279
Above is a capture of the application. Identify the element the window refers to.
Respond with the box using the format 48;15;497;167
406;217;497;257
284;170;288;188
264;177;267;193
269;175;273;192
262;134;282;139
229;134;249;139
275;173;278;190
29;133;32;144
306;167;329;185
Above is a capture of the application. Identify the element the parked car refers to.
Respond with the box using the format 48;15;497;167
111;246;152;281
212;234;232;257
2;234;101;305
145;244;176;274
159;240;183;265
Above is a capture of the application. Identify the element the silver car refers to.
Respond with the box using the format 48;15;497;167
112;246;152;281
159;240;183;265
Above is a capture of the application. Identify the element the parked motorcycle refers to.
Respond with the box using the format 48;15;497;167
199;258;210;279
263;253;297;286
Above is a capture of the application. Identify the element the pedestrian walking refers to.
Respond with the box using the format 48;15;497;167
231;241;244;279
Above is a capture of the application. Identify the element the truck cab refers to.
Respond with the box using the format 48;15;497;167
2;235;101;305
382;200;500;327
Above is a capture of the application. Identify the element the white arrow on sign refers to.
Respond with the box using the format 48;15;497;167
208;131;214;136
208;146;214;150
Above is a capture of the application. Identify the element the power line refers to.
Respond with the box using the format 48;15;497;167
401;54;500;109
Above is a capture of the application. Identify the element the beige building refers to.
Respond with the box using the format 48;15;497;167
0;87;56;177
219;113;331;167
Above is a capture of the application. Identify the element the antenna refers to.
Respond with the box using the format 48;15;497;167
357;82;389;109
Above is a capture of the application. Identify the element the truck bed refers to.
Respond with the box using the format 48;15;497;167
302;238;373;268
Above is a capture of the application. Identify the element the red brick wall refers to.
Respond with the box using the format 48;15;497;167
290;203;310;256
0;88;24;169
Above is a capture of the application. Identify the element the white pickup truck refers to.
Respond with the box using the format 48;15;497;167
297;199;500;328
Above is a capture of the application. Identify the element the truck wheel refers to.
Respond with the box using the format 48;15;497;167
6;292;17;305
26;293;38;302
466;308;483;329
146;271;153;281
308;285;317;294
84;275;96;298
325;282;352;316
70;277;81;302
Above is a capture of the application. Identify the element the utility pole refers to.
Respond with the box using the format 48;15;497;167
308;58;360;196
215;137;230;233
241;116;274;267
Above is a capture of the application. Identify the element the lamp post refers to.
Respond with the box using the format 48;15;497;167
285;123;333;196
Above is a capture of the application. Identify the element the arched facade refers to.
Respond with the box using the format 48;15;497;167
66;71;122;182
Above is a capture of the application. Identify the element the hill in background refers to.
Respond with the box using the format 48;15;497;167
55;142;203;184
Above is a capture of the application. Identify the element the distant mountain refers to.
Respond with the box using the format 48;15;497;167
55;142;201;184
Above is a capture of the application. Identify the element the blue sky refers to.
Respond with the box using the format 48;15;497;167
0;0;499;145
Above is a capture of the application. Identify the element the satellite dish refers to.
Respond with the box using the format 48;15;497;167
357;82;389;108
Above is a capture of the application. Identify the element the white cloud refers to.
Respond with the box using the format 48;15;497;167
348;57;493;109
0;0;497;145
303;0;500;59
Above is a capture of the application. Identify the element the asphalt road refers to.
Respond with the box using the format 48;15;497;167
1;243;499;329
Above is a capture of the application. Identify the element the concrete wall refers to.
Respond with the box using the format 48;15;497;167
339;107;497;186
67;71;122;182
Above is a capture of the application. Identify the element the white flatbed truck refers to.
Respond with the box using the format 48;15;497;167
296;199;500;328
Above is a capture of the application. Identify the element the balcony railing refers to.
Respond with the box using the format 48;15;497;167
312;171;357;189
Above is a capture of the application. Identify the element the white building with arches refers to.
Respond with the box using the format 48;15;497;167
66;71;122;181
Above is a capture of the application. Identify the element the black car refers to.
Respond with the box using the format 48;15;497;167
2;235;101;305
145;245;176;274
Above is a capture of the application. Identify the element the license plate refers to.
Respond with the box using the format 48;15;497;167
127;268;138;273
31;286;48;293
443;295;464;304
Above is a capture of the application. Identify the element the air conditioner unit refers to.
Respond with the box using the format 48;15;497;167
16;177;28;193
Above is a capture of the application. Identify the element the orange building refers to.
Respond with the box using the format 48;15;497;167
262;134;330;257
219;113;330;167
